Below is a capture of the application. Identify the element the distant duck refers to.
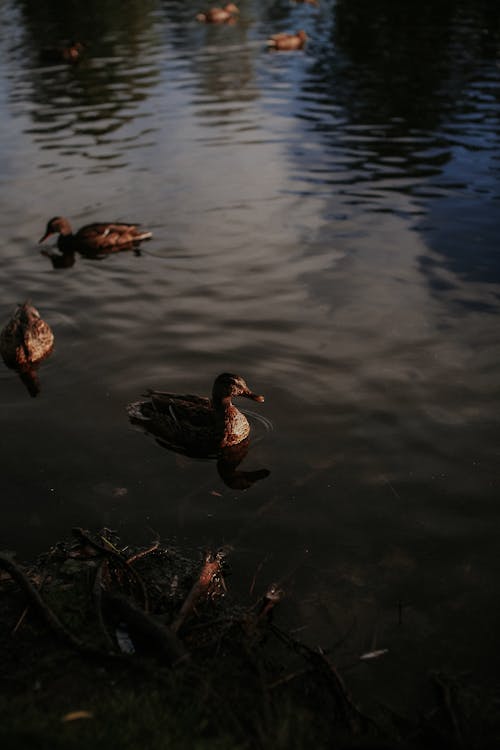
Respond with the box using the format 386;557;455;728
39;217;153;254
196;3;239;23
127;373;265;452
40;41;86;65
0;303;54;369
292;0;318;5
267;30;308;50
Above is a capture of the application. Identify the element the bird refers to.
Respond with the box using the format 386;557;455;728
196;3;239;23
127;373;265;453
39;217;153;255
0;303;54;369
40;41;86;65
267;30;308;50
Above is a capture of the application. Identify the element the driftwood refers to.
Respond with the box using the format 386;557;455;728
170;551;225;635
103;591;187;665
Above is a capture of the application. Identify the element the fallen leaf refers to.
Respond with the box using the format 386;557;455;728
359;649;389;661
61;710;93;722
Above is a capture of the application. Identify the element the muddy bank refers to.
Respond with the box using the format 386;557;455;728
1;529;498;749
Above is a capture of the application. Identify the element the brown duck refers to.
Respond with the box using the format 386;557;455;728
196;3;239;23
40;41;86;65
0;303;54;369
127;373;265;452
39;217;153;254
267;30;307;50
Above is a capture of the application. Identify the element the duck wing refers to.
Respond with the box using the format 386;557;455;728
76;222;152;249
147;390;212;428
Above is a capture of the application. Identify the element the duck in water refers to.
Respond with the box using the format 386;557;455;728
0;303;54;397
39;216;153;257
196;4;239;23
267;30;307;50
127;373;265;452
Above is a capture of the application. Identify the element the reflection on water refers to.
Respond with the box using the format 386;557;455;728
1;0;500;713
3;361;42;397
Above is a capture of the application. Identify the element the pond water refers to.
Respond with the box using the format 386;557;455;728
1;0;500;714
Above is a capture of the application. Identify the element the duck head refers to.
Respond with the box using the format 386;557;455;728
39;217;72;243
212;373;264;404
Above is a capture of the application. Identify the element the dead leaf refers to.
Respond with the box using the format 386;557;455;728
61;710;93;722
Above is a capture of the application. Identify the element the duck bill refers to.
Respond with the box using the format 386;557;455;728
244;391;265;403
39;231;52;244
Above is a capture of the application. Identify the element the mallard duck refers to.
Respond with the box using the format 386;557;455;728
39;217;153;254
40;41;86;65
0;303;54;369
196;3;239;23
127;373;265;452
267;30;307;50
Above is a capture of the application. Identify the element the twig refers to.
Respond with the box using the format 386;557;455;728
269;623;380;736
267;667;310;690
93;562;116;652
0;553;112;658
72;528;149;612
126;541;160;566
249;558;266;597
12;606;29;634
431;672;464;747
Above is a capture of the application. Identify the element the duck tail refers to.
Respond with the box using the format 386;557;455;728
135;230;153;242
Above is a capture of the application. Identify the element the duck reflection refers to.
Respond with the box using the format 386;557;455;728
7;364;43;398
41;245;143;269
0;303;54;397
127;373;270;490
216;438;270;490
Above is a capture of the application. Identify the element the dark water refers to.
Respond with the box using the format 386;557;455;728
1;0;500;712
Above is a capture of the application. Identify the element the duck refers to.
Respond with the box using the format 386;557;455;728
196;3;239;23
127;373;265;452
40;41;86;65
266;30;308;50
39;217;153;254
0;303;54;369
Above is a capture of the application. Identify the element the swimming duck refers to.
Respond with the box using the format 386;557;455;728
0;303;54;369
40;41;86;65
39;217;153;254
127;373;265;452
267;30;308;50
196;3;239;23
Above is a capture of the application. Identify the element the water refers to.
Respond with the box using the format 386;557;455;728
1;0;499;713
